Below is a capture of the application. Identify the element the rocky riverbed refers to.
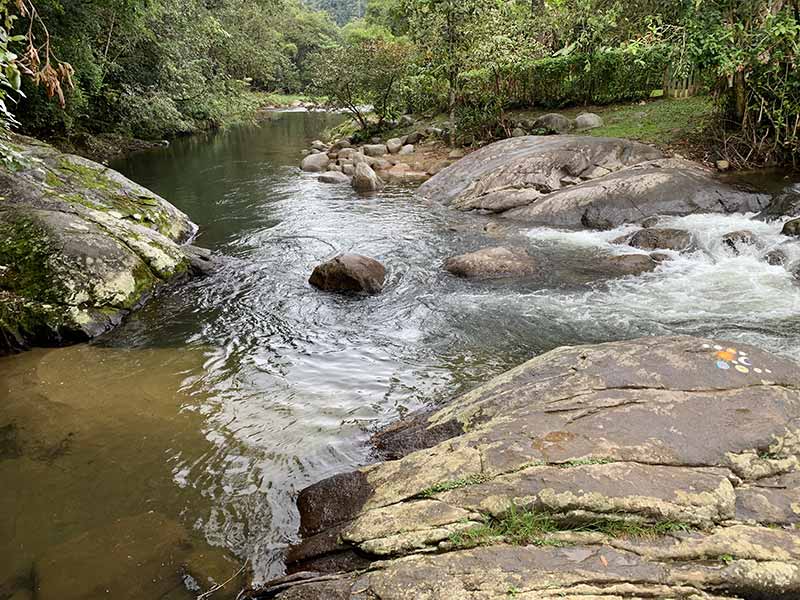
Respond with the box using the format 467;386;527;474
252;335;800;600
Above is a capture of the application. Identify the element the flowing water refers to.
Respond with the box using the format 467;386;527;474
2;111;800;599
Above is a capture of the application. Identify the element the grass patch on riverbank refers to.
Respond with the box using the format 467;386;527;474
448;506;694;549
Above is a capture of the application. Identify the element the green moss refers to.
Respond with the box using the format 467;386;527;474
419;474;492;497
0;214;63;303
448;505;694;550
45;171;64;188
58;157;117;192
557;457;614;468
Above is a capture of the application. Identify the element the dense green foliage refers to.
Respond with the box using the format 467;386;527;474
10;0;339;141
304;0;366;25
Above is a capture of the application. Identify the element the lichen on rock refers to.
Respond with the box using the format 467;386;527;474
0;135;207;353
250;336;800;600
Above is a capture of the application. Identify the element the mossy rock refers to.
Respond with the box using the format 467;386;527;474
0;135;203;354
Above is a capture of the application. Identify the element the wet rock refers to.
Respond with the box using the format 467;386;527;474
722;230;758;254
641;215;662;228
419;136;664;212
445;247;538;279
386;138;403;154
614;228;695;252
351;163;384;192
765;248;789;266
309;254;386;294
504;158;769;229
319;171;351;185
761;187;800;219
650;252;672;263
183;245;220;276
599;253;658;276
782;217;800;236
261;336;800;600
363;144;388;157
574;112;603;130
532;113;573;133
0;136;198;354
301;153;330;172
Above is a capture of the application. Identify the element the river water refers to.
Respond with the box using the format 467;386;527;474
2;111;800;599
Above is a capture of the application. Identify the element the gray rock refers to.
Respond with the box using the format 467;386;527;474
399;115;415;127
782;217;800;236
370;137;382;144
311;140;328;151
338;148;356;160
342;164;355;176
574;112;604;130
445;247;538;279
386;138;404;154
352;163;384;192
425;127;443;137
398;144;415;155
419;136;664;213
722;230;758;254
504;158;769;229
362;144;388;158
0;136;197;354
532;113;573;133
301;152;330;172
319;171;351;184
614;228;695;252
261;336;800;600
447;149;466;160
765;248;788;266
309;254;386;294
511;127;526;137
405;132;424;145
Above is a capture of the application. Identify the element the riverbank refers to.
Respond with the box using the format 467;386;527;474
253;335;800;599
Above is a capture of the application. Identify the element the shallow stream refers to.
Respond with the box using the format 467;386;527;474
2;111;799;599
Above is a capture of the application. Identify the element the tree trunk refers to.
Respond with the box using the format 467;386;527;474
732;70;747;128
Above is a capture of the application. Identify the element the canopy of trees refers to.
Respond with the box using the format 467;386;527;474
304;0;366;25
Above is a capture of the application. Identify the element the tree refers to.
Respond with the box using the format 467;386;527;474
308;38;411;128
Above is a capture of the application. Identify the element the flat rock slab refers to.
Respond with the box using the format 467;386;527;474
445;247;538;279
254;336;800;600
503;159;769;229
418;136;664;212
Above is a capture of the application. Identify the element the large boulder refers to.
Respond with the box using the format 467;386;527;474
352;163;384;192
309;254;386;294
532;113;573;133
574;112;604;131
0;135;201;354
254;336;800;600
386;138;404;154
444;247;538;279
418;136;664;213
301;152;330;172
504;158;770;229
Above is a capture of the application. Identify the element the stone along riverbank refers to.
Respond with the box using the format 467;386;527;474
252;336;800;600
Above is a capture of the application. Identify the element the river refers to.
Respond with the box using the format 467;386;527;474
2;111;799;599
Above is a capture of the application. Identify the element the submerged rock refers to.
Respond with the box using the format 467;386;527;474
309;254;386;294
445;247;538;279
722;229;758;254
0;135;201;354
256;336;800;600
614;228;695;252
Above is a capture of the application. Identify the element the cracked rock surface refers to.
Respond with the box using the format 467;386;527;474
253;336;800;600
0;135;205;353
418;137;768;227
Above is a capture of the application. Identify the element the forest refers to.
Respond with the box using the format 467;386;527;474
0;0;798;166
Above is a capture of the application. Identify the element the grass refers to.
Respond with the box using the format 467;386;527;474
419;473;492;497
448;505;694;550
